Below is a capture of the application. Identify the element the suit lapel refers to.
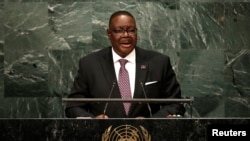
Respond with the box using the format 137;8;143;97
128;48;149;116
99;47;124;114
134;47;148;98
99;47;117;84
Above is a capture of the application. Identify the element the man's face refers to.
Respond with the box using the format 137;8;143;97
107;15;137;58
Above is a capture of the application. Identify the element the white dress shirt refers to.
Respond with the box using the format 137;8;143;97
112;48;136;97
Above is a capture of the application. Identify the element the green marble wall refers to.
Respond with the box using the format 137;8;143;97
0;0;249;118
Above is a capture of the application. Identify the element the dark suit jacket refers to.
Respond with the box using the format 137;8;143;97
65;47;185;118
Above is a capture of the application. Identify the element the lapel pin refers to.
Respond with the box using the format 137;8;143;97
141;65;146;69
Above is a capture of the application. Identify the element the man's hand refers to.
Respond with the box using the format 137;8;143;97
136;116;145;119
96;114;109;119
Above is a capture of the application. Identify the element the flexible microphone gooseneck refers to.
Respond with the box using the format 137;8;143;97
140;82;152;117
103;81;116;115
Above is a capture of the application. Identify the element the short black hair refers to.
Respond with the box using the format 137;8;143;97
108;10;135;27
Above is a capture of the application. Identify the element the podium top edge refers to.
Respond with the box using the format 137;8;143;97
61;98;193;103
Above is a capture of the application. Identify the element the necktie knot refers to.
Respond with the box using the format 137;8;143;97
119;59;128;67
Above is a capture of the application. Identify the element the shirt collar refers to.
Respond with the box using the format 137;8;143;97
112;48;136;64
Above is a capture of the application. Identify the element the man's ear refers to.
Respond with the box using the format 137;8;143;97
106;29;111;39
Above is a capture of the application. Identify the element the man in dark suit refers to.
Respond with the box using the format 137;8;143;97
65;10;185;118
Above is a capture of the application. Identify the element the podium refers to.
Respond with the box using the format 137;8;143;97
0;118;249;140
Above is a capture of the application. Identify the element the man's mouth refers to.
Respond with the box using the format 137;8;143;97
121;42;132;47
120;40;132;47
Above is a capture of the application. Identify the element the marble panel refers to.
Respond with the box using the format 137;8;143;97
224;2;250;50
179;2;225;49
6;0;92;2
0;97;62;118
224;50;250;96
136;2;180;50
4;2;49;97
179;49;224;97
48;49;89;97
0;2;3;98
192;95;225;117
0;2;3;40
225;97;250;117
0;51;3;98
48;2;92;50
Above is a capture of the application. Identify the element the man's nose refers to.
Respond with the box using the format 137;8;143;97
122;30;129;36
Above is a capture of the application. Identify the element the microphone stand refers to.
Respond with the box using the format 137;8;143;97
140;82;152;117
103;81;116;115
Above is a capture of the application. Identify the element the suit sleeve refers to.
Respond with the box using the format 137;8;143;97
65;58;95;118
152;56;186;117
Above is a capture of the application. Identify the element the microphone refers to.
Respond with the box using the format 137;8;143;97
103;80;116;115
140;82;152;117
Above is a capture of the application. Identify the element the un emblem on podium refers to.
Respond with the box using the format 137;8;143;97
102;124;151;141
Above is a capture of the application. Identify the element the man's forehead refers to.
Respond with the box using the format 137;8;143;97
110;15;136;25
112;14;133;21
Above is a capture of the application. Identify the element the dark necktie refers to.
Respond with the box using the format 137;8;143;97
118;59;132;115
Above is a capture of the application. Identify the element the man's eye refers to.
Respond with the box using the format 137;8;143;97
128;29;136;33
114;29;123;33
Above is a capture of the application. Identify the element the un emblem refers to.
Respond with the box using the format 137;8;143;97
102;124;151;141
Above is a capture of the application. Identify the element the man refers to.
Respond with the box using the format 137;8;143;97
65;10;185;118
